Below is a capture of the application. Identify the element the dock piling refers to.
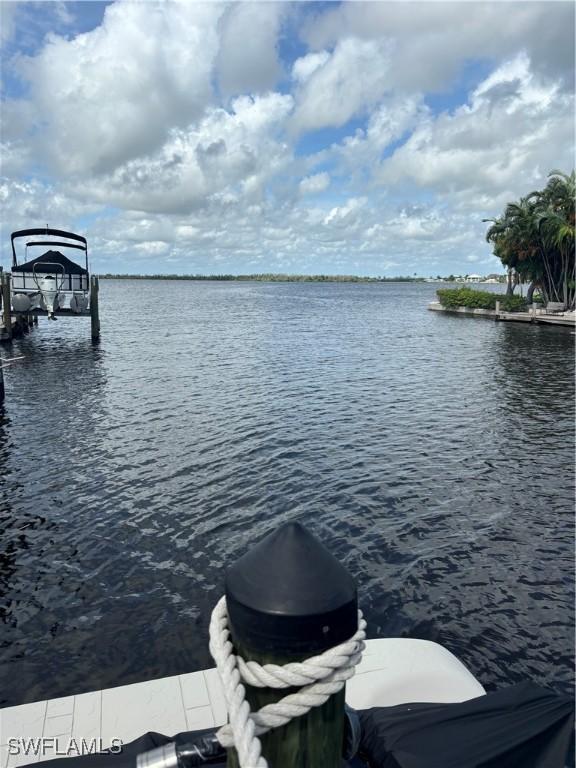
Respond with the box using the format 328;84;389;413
224;522;358;768
1;273;13;342
90;276;100;340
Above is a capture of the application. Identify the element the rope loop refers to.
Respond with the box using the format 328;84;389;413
208;596;366;768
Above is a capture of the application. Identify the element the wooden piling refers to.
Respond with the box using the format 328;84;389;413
1;273;12;342
0;364;4;405
225;522;357;768
90;276;100;340
228;641;346;768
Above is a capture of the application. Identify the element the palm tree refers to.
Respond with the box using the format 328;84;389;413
484;198;538;297
535;171;575;309
484;170;575;309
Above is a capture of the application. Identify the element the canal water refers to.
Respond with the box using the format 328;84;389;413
0;280;573;707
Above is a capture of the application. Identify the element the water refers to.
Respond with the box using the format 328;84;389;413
0;280;573;707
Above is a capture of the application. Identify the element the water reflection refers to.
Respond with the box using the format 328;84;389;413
0;330;108;703
491;323;574;416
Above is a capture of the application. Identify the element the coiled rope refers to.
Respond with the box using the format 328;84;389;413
208;596;366;768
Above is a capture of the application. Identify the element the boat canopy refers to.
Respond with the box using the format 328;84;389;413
12;250;88;275
11;227;88;271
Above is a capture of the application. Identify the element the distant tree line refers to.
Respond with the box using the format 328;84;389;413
99;273;427;283
484;170;575;308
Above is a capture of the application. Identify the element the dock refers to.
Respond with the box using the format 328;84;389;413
0;316;36;344
0;638;484;766
428;302;576;328
0;272;99;345
497;310;576;326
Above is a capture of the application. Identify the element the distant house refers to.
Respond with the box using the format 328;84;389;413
467;274;482;283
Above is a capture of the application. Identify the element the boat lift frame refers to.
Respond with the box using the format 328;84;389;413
3;227;100;340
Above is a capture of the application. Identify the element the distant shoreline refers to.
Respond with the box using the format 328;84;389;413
98;273;425;283
98;274;506;284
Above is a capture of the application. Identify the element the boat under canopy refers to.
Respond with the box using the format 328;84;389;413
8;227;92;319
11;249;89;292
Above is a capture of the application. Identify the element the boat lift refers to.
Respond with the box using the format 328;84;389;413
1;227;100;340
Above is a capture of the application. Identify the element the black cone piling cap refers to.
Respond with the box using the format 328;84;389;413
225;522;357;655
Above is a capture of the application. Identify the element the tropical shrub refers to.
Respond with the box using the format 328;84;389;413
500;294;528;312
437;288;496;309
437;288;527;312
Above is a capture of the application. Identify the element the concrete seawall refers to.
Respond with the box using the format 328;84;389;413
428;302;496;319
428;302;576;328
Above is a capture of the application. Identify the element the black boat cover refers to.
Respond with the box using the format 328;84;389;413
18;682;574;768
11;250;88;275
358;682;574;768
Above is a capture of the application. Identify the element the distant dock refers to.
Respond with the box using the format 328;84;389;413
428;302;576;328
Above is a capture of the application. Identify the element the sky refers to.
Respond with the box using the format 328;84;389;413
0;1;574;276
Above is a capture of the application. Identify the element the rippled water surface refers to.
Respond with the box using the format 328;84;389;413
0;280;573;707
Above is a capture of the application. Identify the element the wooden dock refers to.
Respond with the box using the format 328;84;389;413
428;302;576;328
496;310;575;327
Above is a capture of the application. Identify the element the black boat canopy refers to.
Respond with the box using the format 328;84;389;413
12;250;88;275
11;228;88;271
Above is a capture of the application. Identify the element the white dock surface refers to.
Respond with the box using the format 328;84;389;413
0;639;485;766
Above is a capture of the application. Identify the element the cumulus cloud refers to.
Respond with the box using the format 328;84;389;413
0;177;98;257
377;55;574;208
2;181;498;276
291;50;330;84
0;1;572;276
324;196;367;228
299;172;330;195
301;2;575;92
216;3;286;96
80;92;294;214
325;95;426;180
384;207;444;241
11;1;224;174
290;38;392;134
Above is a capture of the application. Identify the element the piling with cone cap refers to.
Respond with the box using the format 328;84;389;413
225;521;358;768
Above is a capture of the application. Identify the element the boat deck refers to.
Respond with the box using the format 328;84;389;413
0;639;485;766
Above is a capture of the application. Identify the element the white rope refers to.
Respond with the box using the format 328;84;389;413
208;596;366;768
